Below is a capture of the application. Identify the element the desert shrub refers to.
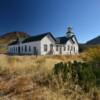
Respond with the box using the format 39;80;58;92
53;62;78;83
83;46;100;87
52;61;96;92
93;69;100;78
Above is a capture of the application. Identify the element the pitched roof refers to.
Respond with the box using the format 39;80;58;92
8;40;20;46
8;32;56;45
8;33;78;46
22;32;56;43
56;37;68;44
56;35;76;44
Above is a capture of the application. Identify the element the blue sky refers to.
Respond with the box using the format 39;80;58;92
0;0;100;43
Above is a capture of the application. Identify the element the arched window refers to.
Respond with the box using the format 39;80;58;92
12;47;13;53
64;46;66;51
50;44;53;50
12;47;14;53
10;47;12;53
25;45;27;52
13;47;15;53
10;48;11;52
71;46;73;51
68;45;70;51
44;44;47;51
29;46;31;52
74;46;75;52
33;47;38;55
14;47;15;53
18;46;20;54
21;46;23;53
56;45;59;51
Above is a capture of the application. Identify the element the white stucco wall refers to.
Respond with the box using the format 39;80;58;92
8;35;79;55
8;41;41;55
54;37;79;55
53;44;61;55
40;35;79;55
20;41;41;55
40;34;56;55
8;45;19;54
72;37;79;54
64;37;79;55
53;37;79;55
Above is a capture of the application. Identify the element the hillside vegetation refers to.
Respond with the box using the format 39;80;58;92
0;49;100;100
0;32;30;53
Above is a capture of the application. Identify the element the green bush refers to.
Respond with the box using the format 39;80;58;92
53;61;96;92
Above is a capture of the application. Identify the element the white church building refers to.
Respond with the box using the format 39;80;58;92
8;27;79;55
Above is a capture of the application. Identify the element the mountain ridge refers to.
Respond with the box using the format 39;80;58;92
0;32;100;53
86;35;100;45
0;32;30;53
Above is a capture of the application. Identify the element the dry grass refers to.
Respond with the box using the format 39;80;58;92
0;54;99;100
81;46;100;62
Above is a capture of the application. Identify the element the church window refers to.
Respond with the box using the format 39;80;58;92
16;47;17;52
44;44;47;51
13;47;15;53
21;46;23;52
50;44;53;50
25;45;27;52
56;45;59;51
11;47;13;52
10;48;11;52
68;45;70;51
71;46;73;51
74;47;75;52
29;46;31;52
64;46;66;51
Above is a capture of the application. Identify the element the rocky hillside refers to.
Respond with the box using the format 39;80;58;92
0;32;30;53
86;35;100;45
79;35;100;52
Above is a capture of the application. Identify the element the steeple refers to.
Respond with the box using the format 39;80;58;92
66;26;75;38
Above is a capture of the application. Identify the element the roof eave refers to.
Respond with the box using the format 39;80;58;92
22;40;41;43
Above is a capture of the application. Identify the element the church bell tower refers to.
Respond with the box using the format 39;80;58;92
66;26;75;38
